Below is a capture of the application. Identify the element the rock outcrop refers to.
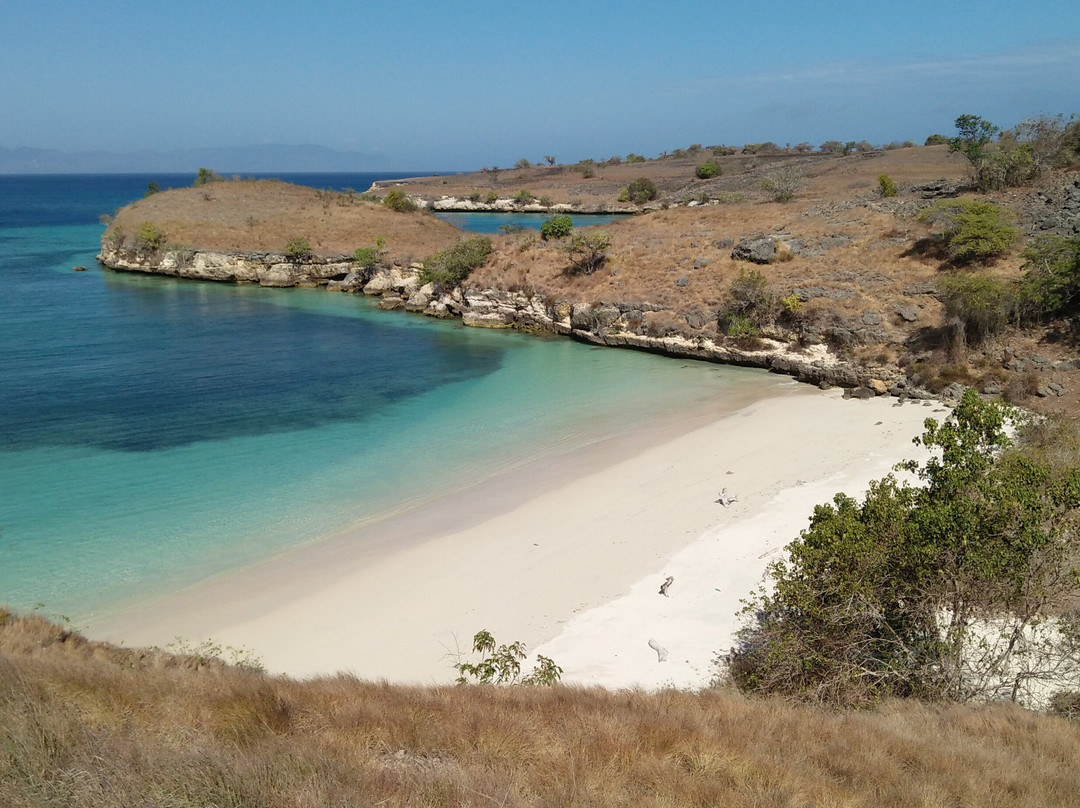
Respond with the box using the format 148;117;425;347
97;243;908;395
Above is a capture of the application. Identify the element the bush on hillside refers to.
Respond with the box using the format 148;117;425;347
622;177;659;205
193;167;222;186
695;161;722;179
938;272;1013;351
420;235;492;288
919;199;1017;265
539;215;573;241
562;232;611;275
878;174;898;198
725;390;1080;708
760;166;802;202
1017;234;1080;322
284;237;312;261
718;269;779;334
134;222;166;252
383;189;417;213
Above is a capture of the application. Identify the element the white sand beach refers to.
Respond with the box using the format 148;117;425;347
88;386;941;688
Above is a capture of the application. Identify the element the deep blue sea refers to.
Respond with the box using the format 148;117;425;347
0;173;783;622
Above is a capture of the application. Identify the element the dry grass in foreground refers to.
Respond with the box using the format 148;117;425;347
2;611;1078;807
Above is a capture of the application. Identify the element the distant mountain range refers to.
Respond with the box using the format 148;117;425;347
0;144;397;174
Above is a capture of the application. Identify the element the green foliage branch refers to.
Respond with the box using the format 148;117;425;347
454;629;562;686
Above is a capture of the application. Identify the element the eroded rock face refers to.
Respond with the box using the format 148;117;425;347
99;245;355;287
97;243;906;396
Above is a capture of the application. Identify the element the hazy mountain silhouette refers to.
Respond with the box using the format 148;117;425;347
0;144;393;174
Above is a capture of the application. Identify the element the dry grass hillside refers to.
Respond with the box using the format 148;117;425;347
103;147;1080;414
108;179;464;267
3;610;1079;808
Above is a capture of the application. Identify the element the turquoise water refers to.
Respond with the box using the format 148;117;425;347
433;211;632;233
0;175;782;621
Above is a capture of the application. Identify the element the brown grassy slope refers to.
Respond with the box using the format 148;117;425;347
472;148;980;348
3;611;1079;808
108;179;464;266
385;144;972;208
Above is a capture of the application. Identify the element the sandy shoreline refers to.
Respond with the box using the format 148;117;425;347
87;386;941;687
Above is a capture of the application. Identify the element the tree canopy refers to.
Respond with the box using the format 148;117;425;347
725;390;1080;708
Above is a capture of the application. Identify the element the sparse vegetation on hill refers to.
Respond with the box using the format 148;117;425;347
2;609;1078;808
726;391;1080;709
420;234;492;288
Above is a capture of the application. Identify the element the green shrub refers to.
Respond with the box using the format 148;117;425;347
919;199;1017;264
383;189;417;212
284;237;312;260
134;221;166;252
625;152;646;164
352;246;379;269
538;195;553;208
512;189;534;206
939;272;1013;348
540;215;573;241
562;232;611;275
514;158;532;169
420;235;492;287
485;191;499;205
974;141;1037;191
695;160;722;179
1017;234;1080;321
623;177;659;205
725;390;1080;706
193;167;222;186
720;268;779;330
877;174;898;198
924;133;950;146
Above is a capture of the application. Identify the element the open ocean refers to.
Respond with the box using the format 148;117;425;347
0;172;785;622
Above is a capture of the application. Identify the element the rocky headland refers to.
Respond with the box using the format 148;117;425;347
98;149;1080;410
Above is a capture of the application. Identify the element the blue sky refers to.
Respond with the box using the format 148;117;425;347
3;0;1078;170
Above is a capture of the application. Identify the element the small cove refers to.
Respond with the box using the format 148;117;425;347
0;174;781;623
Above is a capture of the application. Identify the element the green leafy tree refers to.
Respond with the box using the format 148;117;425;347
726;390;1080;707
949;114;1000;164
539;214;573;241
919;199;1017;264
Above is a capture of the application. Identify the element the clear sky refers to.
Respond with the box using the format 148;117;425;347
3;0;1078;170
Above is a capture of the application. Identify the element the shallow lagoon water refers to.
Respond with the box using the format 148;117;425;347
0;175;782;621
